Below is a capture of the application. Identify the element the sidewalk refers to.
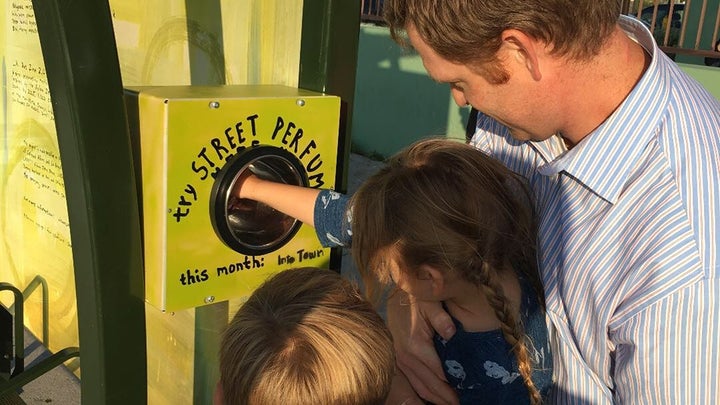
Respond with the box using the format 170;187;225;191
346;152;385;195
17;329;80;404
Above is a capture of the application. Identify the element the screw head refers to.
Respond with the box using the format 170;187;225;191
204;296;216;304
209;101;220;109
296;99;306;107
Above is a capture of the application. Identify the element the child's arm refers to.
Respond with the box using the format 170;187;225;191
235;173;320;227
233;173;352;247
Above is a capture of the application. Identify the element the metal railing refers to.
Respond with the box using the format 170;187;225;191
624;0;720;61
360;0;384;23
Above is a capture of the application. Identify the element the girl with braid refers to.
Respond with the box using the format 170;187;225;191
350;139;551;404
233;138;552;404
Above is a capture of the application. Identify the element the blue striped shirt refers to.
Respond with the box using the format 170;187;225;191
470;16;720;404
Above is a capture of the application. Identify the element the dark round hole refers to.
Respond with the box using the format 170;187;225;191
210;146;308;255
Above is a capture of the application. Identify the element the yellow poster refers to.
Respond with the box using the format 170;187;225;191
0;0;78;367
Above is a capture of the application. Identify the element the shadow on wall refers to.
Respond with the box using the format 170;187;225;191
351;24;471;159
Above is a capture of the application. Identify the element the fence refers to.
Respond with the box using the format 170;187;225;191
360;0;384;23
624;0;720;61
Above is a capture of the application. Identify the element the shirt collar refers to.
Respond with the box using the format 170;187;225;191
533;16;672;204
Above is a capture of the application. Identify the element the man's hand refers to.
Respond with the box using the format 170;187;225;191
386;290;459;405
385;369;425;405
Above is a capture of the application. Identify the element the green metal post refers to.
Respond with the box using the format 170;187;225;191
299;0;361;271
30;0;147;403
300;0;361;194
180;3;230;403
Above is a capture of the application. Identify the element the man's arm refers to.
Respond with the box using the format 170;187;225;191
385;369;425;405
611;279;720;403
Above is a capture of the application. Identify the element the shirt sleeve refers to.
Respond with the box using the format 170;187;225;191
313;189;352;247
610;278;720;404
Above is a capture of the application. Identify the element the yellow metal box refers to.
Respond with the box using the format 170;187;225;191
125;85;341;311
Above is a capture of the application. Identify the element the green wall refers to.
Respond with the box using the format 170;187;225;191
352;24;720;159
350;24;470;159
678;63;720;100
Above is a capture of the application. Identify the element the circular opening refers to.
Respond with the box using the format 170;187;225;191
210;146;308;255
226;157;301;246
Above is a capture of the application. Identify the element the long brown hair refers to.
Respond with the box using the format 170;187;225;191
351;138;544;404
218;267;395;405
384;0;620;83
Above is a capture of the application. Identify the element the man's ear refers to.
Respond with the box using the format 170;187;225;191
500;29;543;81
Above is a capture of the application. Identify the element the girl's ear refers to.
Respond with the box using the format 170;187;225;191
420;265;446;297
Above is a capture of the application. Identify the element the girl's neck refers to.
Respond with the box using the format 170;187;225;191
443;272;522;333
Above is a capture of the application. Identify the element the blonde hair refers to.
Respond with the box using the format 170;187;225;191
351;138;544;404
218;267;394;405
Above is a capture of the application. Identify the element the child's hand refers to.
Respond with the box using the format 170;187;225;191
231;171;262;200
225;168;322;227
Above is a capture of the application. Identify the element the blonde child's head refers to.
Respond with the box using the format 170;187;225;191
217;267;394;405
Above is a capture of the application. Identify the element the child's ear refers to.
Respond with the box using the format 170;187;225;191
421;265;446;297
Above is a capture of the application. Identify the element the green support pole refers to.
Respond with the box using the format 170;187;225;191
185;0;226;85
30;0;147;403
299;0;361;271
300;0;361;194
193;303;226;405
180;3;230;403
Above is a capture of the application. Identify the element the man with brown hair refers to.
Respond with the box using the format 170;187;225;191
380;1;720;404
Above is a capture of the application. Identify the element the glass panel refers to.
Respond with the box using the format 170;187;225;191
0;0;80;384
